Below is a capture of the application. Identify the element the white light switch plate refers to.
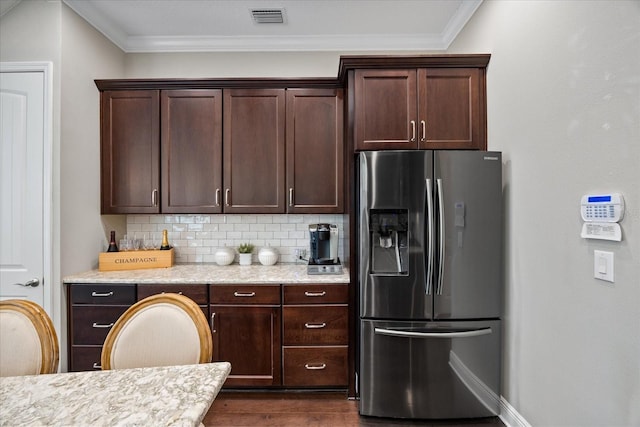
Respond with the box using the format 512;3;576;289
594;250;614;282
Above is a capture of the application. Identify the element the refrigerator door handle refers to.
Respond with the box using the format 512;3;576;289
425;178;434;295
374;327;492;339
436;178;445;295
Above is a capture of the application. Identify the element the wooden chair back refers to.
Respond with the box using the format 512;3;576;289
0;299;59;376
101;293;213;370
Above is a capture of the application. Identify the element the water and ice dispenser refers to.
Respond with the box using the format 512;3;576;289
369;209;408;275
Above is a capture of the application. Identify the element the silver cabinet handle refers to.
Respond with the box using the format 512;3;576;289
304;291;326;297
210;313;216;333
410;120;416;142
304;322;326;329
233;292;255;297
91;291;114;297
289;188;294;207
215;188;221;207
374;327;492;339
92;363;102;370
160;291;183;295
420;120;426;141
92;322;114;328
304;363;326;370
12;278;40;287
152;189;158;207
225;189;231;206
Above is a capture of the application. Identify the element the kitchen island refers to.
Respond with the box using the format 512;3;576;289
63;263;350;388
0;362;231;427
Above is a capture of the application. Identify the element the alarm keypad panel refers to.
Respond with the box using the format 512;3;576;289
580;193;624;223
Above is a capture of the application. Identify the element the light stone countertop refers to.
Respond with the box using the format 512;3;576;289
63;263;349;284
0;362;231;427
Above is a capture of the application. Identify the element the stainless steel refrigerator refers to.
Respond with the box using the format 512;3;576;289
358;150;503;420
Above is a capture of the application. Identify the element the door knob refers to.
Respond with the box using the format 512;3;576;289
13;278;40;287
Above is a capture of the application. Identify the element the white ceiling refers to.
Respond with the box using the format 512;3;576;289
59;0;483;53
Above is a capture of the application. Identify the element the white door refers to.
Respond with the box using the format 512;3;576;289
0;63;52;312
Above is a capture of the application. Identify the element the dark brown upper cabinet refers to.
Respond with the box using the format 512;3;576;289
354;67;486;151
223;89;286;213
101;90;160;214
161;90;223;213
286;88;344;214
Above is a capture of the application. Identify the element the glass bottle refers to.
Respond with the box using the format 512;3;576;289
107;231;119;252
160;229;171;250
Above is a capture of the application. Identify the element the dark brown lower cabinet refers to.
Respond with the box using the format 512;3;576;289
210;284;281;387
67;281;348;389
67;283;135;371
283;346;348;387
282;284;349;387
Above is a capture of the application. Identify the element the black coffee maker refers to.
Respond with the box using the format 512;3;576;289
307;224;342;274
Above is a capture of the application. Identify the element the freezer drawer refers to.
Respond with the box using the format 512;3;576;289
359;319;501;419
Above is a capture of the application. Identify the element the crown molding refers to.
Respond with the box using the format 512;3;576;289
63;0;482;53
122;33;448;53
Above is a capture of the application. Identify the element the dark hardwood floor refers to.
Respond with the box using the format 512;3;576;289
203;391;505;427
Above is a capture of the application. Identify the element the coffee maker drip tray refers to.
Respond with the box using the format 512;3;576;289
307;258;344;275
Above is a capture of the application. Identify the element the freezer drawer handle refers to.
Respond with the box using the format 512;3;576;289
374;327;492;339
304;363;326;370
305;322;326;329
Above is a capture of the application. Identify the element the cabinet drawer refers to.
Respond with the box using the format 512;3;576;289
283;346;348;387
283;306;347;345
283;284;348;304
137;283;208;305
71;306;128;345
69;346;103;372
71;284;136;304
210;284;280;305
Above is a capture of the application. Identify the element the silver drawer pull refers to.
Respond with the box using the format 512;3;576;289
91;291;114;297
304;322;326;329
92;363;102;370
304;291;326;297
92;322;114;328
304;363;326;370
161;291;183;295
233;292;256;297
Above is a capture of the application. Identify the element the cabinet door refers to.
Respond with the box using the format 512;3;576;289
354;70;418;151
101;90;160;213
210;305;281;387
285;88;344;213
161;90;223;213
223;89;285;213
418;68;485;150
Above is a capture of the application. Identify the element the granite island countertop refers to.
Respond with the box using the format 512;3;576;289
63;263;349;285
0;362;231;427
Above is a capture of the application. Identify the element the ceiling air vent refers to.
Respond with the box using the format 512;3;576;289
251;8;285;24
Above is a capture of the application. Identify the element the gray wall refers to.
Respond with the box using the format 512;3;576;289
449;1;640;425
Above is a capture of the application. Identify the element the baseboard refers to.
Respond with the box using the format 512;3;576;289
499;397;531;427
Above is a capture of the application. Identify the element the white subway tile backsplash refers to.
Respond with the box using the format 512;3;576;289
126;214;345;264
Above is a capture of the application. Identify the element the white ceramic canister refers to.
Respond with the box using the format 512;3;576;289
214;247;235;266
258;247;279;266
